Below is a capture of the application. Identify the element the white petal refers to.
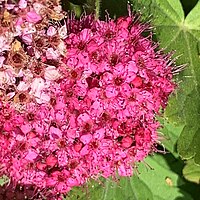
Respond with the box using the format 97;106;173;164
17;81;30;91
44;66;61;81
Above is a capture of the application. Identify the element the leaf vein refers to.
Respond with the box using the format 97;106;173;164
153;0;183;25
164;30;181;49
184;32;198;91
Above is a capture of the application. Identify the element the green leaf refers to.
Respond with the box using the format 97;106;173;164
0;175;9;186
66;175;153;200
183;159;200;184
132;0;200;164
135;154;193;200
61;0;71;12
94;0;101;19
159;117;184;156
66;154;193;200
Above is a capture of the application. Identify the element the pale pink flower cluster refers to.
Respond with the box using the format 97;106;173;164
0;0;175;199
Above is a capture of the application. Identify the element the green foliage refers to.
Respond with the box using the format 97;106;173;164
158;117;184;157
183;159;200;184
0;175;9;186
65;177;153;200
67;0;127;19
68;0;87;5
66;155;193;200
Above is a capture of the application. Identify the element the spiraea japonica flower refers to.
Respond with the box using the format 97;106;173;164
0;0;176;199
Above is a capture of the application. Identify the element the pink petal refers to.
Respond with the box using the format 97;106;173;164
44;66;61;81
67;178;79;187
80;145;89;156
56;111;65;121
80;29;91;41
26;11;42;23
77;113;91;125
4;122;13;131
25;150;38;161
46;155;58;167
15;17;24;26
118;164;132;176
0;56;5;68
18;0;27;9
46;48;59;60
21;124;32;134
121;136;133;148
47;26;57;36
22;34;33;45
74;142;83;152
105;86;118;98
80;134;92;144
132;76;143;87
127;61;138;73
45;178;57;187
36;162;47;170
49;127;62;139
93;128;105;140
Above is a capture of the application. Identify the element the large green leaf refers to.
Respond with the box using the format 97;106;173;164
132;0;200;165
65;174;153;200
136;154;193;200
66;154;193;200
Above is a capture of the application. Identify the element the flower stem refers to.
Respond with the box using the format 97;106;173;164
95;0;101;19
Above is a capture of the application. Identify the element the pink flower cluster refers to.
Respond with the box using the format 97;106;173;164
0;0;175;199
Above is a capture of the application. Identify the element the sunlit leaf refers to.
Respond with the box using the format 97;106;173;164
66;155;193;200
183;159;200;184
